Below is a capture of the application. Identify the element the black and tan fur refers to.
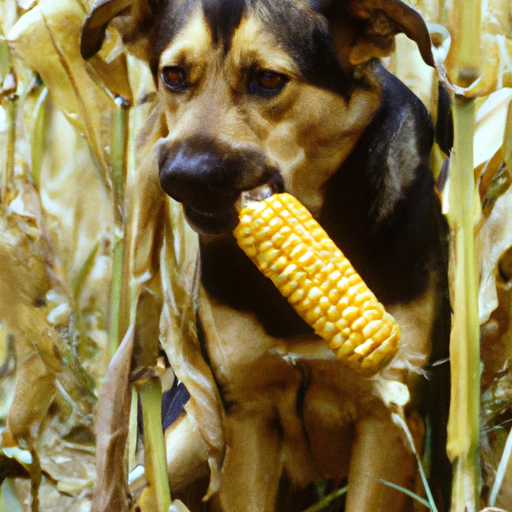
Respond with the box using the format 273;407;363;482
82;1;450;510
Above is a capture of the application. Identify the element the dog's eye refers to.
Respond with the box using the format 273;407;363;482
258;71;285;90
161;66;189;92
251;70;287;96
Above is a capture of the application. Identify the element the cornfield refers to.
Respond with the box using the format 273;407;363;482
0;0;511;511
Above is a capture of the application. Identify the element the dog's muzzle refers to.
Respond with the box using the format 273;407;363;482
157;135;284;235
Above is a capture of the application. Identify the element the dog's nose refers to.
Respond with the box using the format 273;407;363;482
159;141;235;206
157;135;283;234
159;136;281;205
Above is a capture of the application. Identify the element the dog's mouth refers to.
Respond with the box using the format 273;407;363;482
182;197;240;235
180;177;284;236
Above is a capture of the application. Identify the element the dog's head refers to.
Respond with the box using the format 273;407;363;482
81;0;433;235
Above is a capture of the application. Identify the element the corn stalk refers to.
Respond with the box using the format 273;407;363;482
136;378;172;512
447;95;481;512
445;1;482;511
108;96;130;362
1;70;16;202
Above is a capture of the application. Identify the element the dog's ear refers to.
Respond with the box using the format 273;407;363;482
319;0;434;67
80;0;163;61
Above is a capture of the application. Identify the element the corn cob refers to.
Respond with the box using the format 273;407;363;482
233;192;400;373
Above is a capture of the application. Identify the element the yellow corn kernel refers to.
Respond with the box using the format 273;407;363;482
233;192;400;373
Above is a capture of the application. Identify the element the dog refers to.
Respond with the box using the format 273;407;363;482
81;1;451;510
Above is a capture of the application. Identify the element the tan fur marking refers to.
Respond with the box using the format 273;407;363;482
229;16;300;77
159;6;213;84
381;274;438;383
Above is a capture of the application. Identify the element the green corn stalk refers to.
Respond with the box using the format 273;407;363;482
1;70;17;203
445;0;482;511
447;96;481;512
29;85;48;190
107;96;130;362
136;377;172;512
73;239;101;359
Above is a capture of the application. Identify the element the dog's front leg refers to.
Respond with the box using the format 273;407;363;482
345;413;417;512
213;408;284;512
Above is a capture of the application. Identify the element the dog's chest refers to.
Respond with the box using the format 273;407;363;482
198;285;391;475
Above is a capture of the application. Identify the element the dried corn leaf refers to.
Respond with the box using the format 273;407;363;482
11;477;93;512
3;344;55;445
169;501;193;512
7;0;115;191
475;90;512;170
126;55;156;108
389;33;437;115
0;340;16;432
18;0;38;9
87;47;133;104
477;180;512;324
39;105;113;318
0;0;18;36
137;131;224;497
92;107;167;511
443;0;512;96
0;187;95;407
0;479;25;512
91;325;134;512
123;103;166;310
160;222;224;500
475;91;512;324
0;11;101;508
93;290;183;512
119;96;222;497
404;0;443;24
0;197;52;315
38;443;95;498
504;94;512;176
